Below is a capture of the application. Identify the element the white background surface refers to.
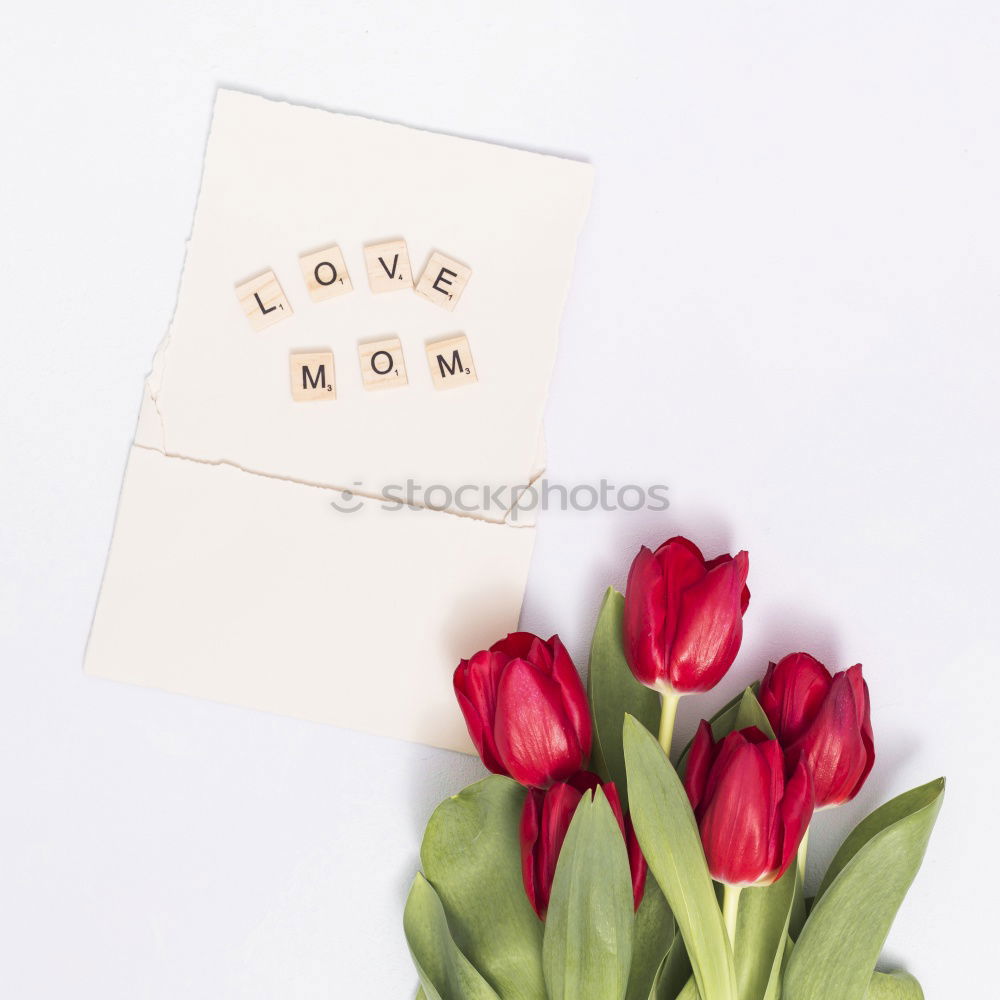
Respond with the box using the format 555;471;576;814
1;2;997;996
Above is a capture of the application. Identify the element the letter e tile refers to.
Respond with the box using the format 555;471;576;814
299;245;353;302
235;270;293;331
358;337;408;391
364;240;413;293
426;335;477;390
290;352;336;401
414;252;471;311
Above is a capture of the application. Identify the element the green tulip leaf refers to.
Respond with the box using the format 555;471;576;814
543;788;635;1000
782;778;945;1000
865;971;924;999
624;715;737;1000
420;775;546;1000
416;990;427;1000
404;874;501;1000
788;867;808;942
733;686;775;738
588;587;660;805
762;936;793;1000
673;980;699;1000
732;865;795;1000
815;778;944;901
649;935;693;1000
626;875;675;1000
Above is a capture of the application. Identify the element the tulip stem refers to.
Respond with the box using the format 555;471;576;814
658;690;681;758
722;884;742;947
797;827;811;885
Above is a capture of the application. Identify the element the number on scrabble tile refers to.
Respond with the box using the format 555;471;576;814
299;245;353;302
290;352;336;401
235;270;293;331
358;337;408;391
414;252;472;312
364;239;413;293
426;335;477;390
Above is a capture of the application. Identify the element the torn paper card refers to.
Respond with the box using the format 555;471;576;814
85;91;593;751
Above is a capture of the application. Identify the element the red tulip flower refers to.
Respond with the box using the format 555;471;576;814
520;771;647;919
759;653;875;808
684;722;814;886
623;537;750;695
453;633;592;789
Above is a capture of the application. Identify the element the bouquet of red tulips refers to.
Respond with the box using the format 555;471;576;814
405;537;943;1000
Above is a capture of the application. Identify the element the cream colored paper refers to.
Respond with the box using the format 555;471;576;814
86;91;593;750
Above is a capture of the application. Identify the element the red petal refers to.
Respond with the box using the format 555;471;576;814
623;547;667;686
453;651;507;774
527;636;554;671
733;550;751;613
739;726;770;746
794;668;871;807
601;782;626;835
535;783;583;917
455;689;505;774
655;538;709;668
704;549;751;613
656;535;707;565
772;754;814;882
759;739;785;872
625;816;648;910
494;659;584;787
848;666;876;798
548;635;592;761
668;555;747;692
759;653;833;745
683;720;718;813
490;632;537;659
700;729;749;808
566;770;602;794
519;789;544;917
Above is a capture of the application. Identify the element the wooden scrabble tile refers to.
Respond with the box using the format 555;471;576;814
426;335;477;390
235;270;292;331
364;239;413;293
299;245;353;302
289;352;336;402
414;252;472;311
358;337;408;391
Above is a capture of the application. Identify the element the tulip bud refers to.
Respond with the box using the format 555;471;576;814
453;633;592;789
623;536;750;695
519;771;647;919
759;653;875;808
684;722;813;886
